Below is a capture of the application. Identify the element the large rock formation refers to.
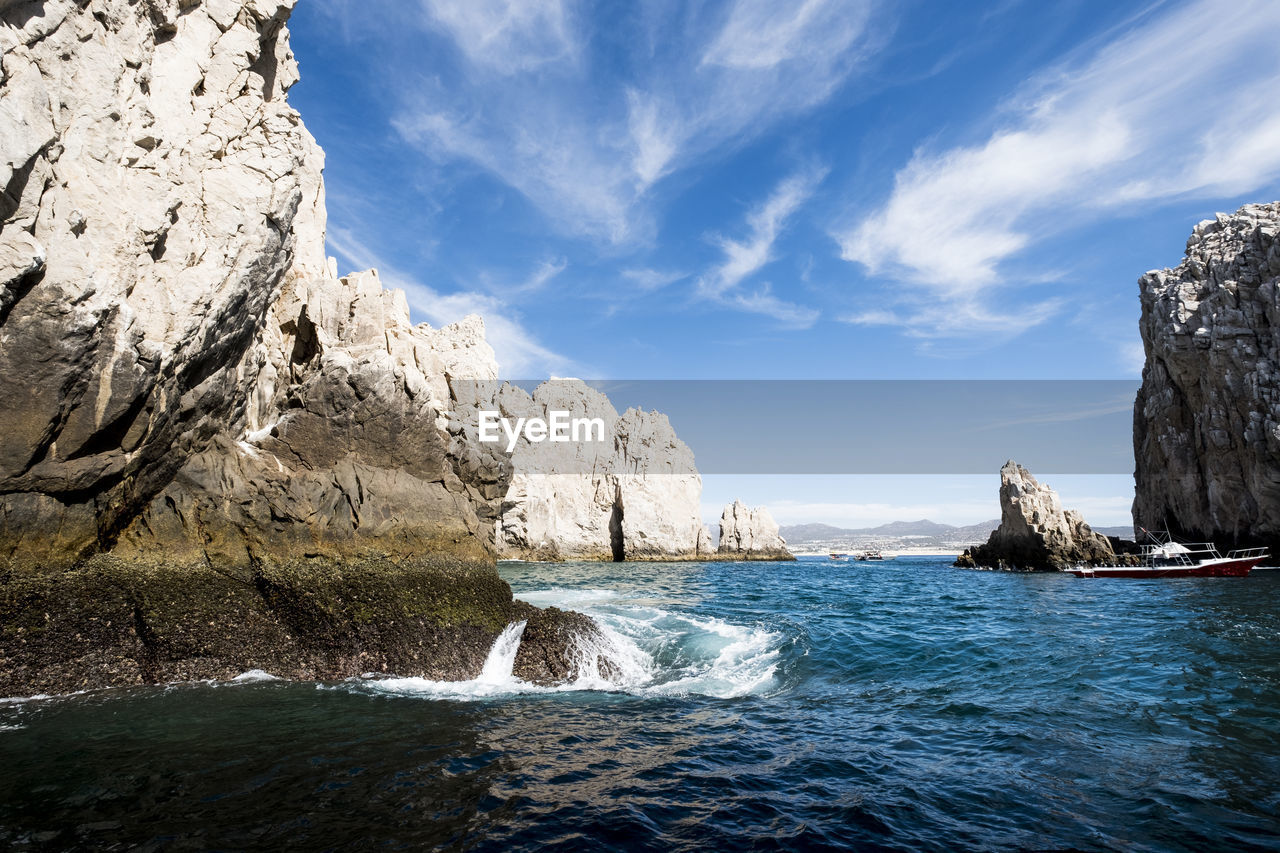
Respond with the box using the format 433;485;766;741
0;0;324;563
1134;203;1280;555
0;0;596;694
497;380;714;561
717;500;793;561
957;461;1114;571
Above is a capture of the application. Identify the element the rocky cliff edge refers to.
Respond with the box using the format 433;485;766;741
497;379;715;562
1134;202;1280;555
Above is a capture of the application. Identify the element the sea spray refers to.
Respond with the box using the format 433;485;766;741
561;617;652;690
478;621;528;684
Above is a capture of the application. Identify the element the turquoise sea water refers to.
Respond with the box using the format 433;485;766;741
2;556;1279;850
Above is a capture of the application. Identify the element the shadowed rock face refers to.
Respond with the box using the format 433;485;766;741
717;500;794;561
958;462;1114;571
114;273;510;568
1134;203;1280;555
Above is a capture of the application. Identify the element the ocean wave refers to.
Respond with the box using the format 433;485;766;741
342;590;785;702
228;670;282;684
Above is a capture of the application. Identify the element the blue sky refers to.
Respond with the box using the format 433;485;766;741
288;0;1280;527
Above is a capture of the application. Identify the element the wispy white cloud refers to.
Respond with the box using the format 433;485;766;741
840;294;1063;339
1117;340;1146;377
620;268;687;293
728;287;820;329
700;167;827;297
396;0;878;243
625;89;678;187
701;0;867;71
326;226;573;377
523;257;568;292
478;256;567;297
421;0;575;75
395;107;639;243
695;167;826;327
838;0;1280;336
844;119;1130;289
592;268;691;319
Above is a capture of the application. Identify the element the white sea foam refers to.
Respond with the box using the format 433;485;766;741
0;690;89;705
641;614;780;698
230;669;281;683
354;589;781;702
367;621;531;699
479;620;528;684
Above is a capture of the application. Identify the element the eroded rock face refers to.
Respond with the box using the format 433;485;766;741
0;0;323;564
717;500;793;560
497;380;713;561
958;461;1114;571
115;270;510;566
1133;203;1280;554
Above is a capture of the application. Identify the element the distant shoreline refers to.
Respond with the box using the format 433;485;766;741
794;549;964;558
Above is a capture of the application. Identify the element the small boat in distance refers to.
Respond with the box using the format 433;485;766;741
829;553;849;561
1070;533;1268;578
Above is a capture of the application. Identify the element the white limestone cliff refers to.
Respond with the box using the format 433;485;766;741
497;380;713;561
717;500;793;560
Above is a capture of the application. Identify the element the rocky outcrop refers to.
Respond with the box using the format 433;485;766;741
510;605;619;685
1134;203;1280;555
1;554;528;695
497;380;714;561
957;461;1114;571
0;0;603;694
716;500;793;560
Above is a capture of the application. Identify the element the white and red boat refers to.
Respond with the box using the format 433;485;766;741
1069;534;1269;578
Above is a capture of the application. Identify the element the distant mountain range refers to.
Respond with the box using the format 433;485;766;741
779;519;1135;546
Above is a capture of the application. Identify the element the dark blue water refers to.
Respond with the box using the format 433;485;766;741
3;557;1279;851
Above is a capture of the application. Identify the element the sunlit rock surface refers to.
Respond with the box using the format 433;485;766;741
957;461;1114;571
0;0;324;562
497;380;712;562
717;500;793;561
